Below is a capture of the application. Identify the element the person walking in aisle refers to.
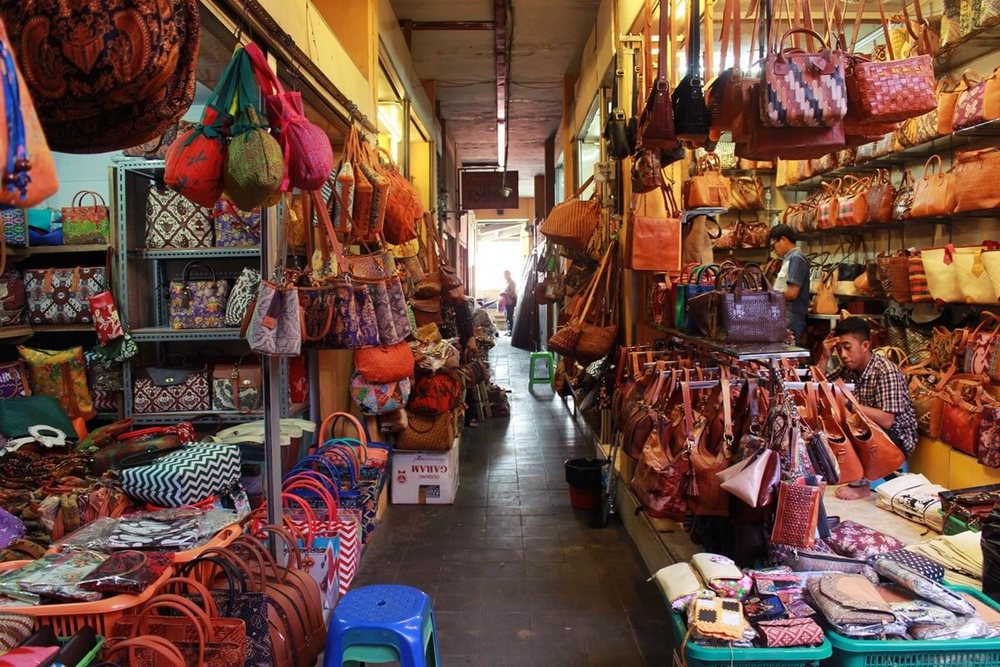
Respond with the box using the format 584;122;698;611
818;317;919;500
768;225;811;345
501;269;517;336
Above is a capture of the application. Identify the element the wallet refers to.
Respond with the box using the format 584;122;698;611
691;553;743;582
653;562;703;605
689;597;747;641
807;574;897;627
757;617;824;647
743;594;786;622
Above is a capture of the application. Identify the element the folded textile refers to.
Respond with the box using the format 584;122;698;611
874;473;946;532
908;531;983;580
756;617;824;647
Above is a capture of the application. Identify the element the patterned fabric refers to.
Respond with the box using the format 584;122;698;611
1;207;26;247
761;48;848;128
830;353;919;455
132;367;210;413
366;280;401;345
978;407;1000;468
757;618;824;648
954;79;988;131
25;267;107;324
247;282;301;357
224;268;260;327
61;192;110;244
349;371;410;416
827;520;905;559
326;284;380;350
120;443;240;507
0;361;28;399
145;186;213;248
212;200;260;247
17;345;96;419
168;279;229;329
872;548;946;581
331;160;355;234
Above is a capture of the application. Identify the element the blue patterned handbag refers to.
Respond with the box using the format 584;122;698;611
1;206;26;247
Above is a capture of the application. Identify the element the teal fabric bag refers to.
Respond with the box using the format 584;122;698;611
0;396;76;439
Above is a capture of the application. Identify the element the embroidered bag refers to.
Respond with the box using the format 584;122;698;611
212;200;261;248
25;267;106;324
145;186;213;248
349;371;411;416
0;207;25;247
61;191;110;244
224;267;261;327
132;366;210;413
168;261;230;329
17;345;95;419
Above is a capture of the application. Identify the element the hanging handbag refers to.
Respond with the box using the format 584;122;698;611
25;266;106;324
690;381;733;517
893;169;916;220
953;147;1000;213
349;371;411;417
89;288;125;345
211;356;262;413
835;381;908;473
0;0;198;153
683;153;731;208
866;169;897;223
17;345;95;419
729;176;766;211
953;68;1000;130
953;244;1000;304
132;365;210;413
247;280;303;357
630;415;690;521
374;147;422;246
835;176;871;227
61;191;110;245
738;218;770;248
604;49;637;159
212;200;261;248
0;18;57;208
771;480;825;549
637;2;676;149
548;244;618;362
409;371;464;416
224;267;261;328
354;342;414;384
626;186;682;272
245;42;333;191
539;176;601;251
145;186;213;249
911;155;956;218
964;314;1000;375
813;269;839;314
761;29;848;128
672;0;709;145
168;261;230;330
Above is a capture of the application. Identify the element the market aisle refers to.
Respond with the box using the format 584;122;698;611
352;337;670;666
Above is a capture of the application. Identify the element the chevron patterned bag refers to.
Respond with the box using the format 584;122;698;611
119;442;241;507
760;29;848;128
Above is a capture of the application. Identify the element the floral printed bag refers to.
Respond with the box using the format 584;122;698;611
61;191;110;245
17;345;95;419
349;370;410;416
168;261;230;329
213;200;261;248
979;407;1000;468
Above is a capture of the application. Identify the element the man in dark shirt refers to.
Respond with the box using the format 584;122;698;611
818;317;919;500
768;225;811;344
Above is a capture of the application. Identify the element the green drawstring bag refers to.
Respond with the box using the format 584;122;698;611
223;51;285;210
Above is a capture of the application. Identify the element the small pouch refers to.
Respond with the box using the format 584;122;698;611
78;550;174;594
689;597;747;641
743;594;787;622
872;559;976;616
771;480;825;549
756;617;824;647
653;562;703;607
827;520;904;559
692;553;743;582
871;548;945;582
807;573;897;627
707;572;754;600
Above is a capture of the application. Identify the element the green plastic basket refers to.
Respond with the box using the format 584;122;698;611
943;513;981;536
669;609;832;667
825;585;1000;667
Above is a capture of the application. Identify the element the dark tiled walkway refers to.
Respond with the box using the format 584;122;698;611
352;338;670;665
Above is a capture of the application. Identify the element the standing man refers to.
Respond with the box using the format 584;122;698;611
502;269;517;336
818;317;919;500
768;225;811;345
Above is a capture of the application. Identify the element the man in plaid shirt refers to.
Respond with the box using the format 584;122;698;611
818;317;918;500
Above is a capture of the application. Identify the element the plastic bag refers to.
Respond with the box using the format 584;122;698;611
54;508;237;552
0;551;106;603
78;550;174;594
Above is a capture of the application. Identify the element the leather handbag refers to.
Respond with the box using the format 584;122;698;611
212;200;261;248
954;245;1000;304
893;169;916;220
637;2;676;149
354;341;414;384
603;49;637;159
395;410;457;451
710;266;787;343
145;186;213;248
835;176;871;227
631;149;666;194
812;378;865;483
911;155;957;218
729;176;765;210
211;356;262;413
883;252;913;302
410;296;442;329
0;0;198;153
168;261;231;330
374;147;422;246
17;345;95;419
835;380;908;472
707;0;753;138
953;147;1000;213
671;0;709;144
626;186;681;272
91;427;181;474
761;29;848;128
0;18;57;208
548;244;618;363
25;266;107;324
718;447;780;508
737;219;769;248
245;42;333;191
539;176;601;251
61;191;110;245
132;365;210;413
816;180;841;229
770;480;824;549
689;382;733;517
813;269;839;314
629;415;690;520
939;386;992;455
683;153;731;208
866;169;897;223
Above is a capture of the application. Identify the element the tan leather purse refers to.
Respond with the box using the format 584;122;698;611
911;155;956;218
953;147;1000;213
683;153;732;209
813;269;839;314
729;176;766;210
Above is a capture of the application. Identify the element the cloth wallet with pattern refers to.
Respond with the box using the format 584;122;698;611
756;618;824;647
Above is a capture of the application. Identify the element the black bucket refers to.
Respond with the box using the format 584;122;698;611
564;458;607;511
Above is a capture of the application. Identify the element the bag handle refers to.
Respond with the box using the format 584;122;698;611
923;154;944;178
104;637;186;667
135;595;212;659
182;261;217;284
319;411;372;451
72;190;106;209
158;577;221;618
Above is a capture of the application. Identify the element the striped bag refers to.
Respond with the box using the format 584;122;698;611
909;255;933;303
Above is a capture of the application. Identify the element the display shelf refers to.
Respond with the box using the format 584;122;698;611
113;157;165;172
0;326;32;340
722;167;776;176
130;327;245;342
797;207;1000;240
780;119;1000;192
4;244;110;261
129;403;307;425
934;21;1000;75
135;247;261;260
657;327;810;361
30;323;95;333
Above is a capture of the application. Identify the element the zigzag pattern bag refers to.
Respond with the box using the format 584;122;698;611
120;443;241;507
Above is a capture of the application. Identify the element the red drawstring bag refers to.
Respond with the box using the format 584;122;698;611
354;341;415;384
245;43;333;191
408;371;463;416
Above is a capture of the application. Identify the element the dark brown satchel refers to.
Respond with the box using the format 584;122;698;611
0;0;199;153
637;0;676;149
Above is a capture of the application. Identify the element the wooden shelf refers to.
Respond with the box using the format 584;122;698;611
30;323;95;333
0;326;32;340
4;244;110;261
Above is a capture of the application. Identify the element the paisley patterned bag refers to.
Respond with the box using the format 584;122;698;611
17;345;95;419
349;371;411;416
324;282;380;350
145;186;213;248
212;200;261;248
168;261;230;329
132;365;210;413
1;207;26;247
979;407;1000;468
246;281;302;357
361;278;401;346
25;267;106;324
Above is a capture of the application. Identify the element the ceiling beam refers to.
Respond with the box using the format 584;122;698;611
494;0;508;166
398;19;495;31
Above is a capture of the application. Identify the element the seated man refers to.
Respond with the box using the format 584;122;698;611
817;317;918;500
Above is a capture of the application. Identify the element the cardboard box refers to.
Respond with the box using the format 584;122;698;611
391;439;460;504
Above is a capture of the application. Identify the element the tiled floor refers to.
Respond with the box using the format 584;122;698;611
352;337;671;665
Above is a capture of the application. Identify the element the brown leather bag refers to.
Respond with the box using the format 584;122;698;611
690;380;734;517
0;0;199;152
539;176;601;251
626;186;682;272
683;153;732;209
730;176;766;211
866;169;897;223
835;380;907;474
911;154;957;218
953;147;1000;213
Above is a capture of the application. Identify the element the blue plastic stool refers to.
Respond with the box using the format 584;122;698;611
529;351;555;390
324;585;440;667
